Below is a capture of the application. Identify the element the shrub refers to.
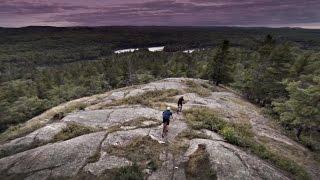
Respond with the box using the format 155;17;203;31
185;108;225;131
221;126;238;145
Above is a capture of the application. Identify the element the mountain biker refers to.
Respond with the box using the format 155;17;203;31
162;107;173;138
177;96;184;114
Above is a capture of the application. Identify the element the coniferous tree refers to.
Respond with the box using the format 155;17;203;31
273;79;320;140
274;53;320;140
208;40;233;86
233;35;294;106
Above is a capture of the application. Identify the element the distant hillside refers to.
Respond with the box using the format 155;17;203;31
0;26;320;65
0;78;318;180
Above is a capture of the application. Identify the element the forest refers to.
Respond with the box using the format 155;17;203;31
0;26;319;155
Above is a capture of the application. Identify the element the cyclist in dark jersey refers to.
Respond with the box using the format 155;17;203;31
162;107;173;138
177;96;184;114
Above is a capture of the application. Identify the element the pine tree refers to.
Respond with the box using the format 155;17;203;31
273;78;320;140
274;52;320;140
208;40;233;86
233;35;294;106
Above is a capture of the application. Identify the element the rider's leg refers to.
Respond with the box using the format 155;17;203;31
162;123;166;137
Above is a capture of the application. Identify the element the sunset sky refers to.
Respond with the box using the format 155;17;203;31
1;0;320;28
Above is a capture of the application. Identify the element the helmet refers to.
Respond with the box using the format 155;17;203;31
167;107;171;111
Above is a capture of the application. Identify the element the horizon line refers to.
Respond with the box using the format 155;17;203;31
1;25;319;30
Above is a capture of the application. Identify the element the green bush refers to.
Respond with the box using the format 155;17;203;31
185;108;226;131
221;126;238;145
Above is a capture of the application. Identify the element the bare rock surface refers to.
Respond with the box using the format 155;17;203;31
150;150;188;180
185;138;289;180
84;152;132;176
178;90;320;179
148;152;181;180
102;128;150;147
0;132;106;179
62;105;161;129
102;117;188;147
180;92;299;147
0;78;318;180
201;129;224;141
0;122;67;157
149;115;188;143
125;78;190;98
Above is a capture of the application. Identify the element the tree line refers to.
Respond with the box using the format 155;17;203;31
210;35;319;151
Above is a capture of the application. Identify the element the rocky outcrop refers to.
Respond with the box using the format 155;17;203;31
0;123;67;157
0;132;106;179
0;78;318;180
84;153;132;176
62;105;161;129
185;139;289;180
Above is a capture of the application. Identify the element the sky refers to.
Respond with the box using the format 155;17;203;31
0;0;320;28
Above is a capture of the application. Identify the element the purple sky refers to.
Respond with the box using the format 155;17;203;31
1;0;320;28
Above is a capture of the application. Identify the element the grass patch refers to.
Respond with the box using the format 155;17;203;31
106;136;165;171
104;89;180;109
178;129;211;140
53;123;96;141
185;80;212;97
0;102;88;143
99;164;143;180
107;125;122;134
0;123;45;143
72;164;143;180
122;117;161;128
0;137;46;159
185;108;311;180
112;164;143;180
200;82;219;92
185;144;217;180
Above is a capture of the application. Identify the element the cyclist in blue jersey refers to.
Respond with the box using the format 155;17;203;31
162;107;173;138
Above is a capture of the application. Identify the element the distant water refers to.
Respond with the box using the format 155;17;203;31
148;46;165;52
183;49;195;53
114;46;165;54
114;48;139;54
114;46;199;54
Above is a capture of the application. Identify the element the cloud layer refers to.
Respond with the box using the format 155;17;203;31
0;0;319;28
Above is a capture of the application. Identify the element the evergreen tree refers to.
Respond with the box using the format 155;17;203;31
273;78;320;140
208;40;233;86
233;35;294;106
274;52;320;140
